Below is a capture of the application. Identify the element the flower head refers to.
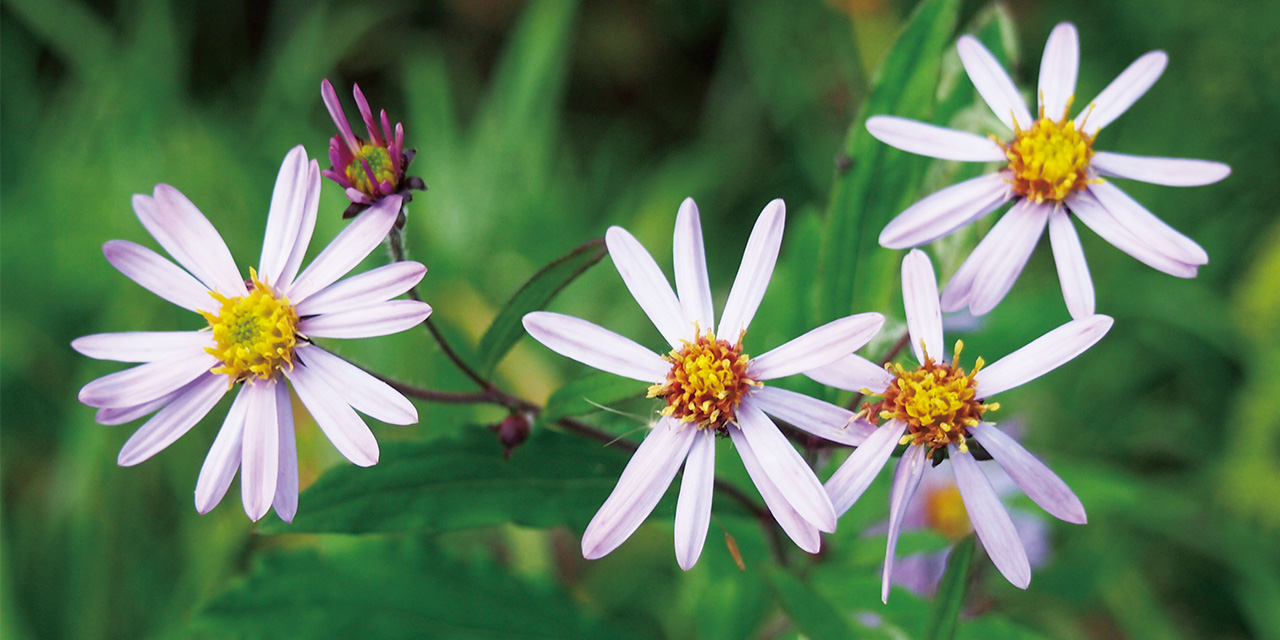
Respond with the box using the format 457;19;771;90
523;198;885;569
321;79;425;217
867;22;1230;319
74;146;433;522
809;250;1109;600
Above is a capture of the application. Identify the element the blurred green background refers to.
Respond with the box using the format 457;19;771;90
3;0;1279;638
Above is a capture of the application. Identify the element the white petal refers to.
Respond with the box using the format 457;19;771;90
1066;191;1199;277
958;35;1034;131
195;387;249;514
286;363;379;466
582;419;696;559
951;446;1030;588
717;199;785;341
523;312;668;382
978;315;1113;397
294;345;418;425
297;300;431;339
102;240;214;312
882;444;927;603
1088;181;1208;265
804;354;894;393
1038;23;1079;118
259;146;310;285
240;380;279;521
280;162;321;289
729;425;822;553
824;420;906;516
879;173;1012;249
866;116;1006;162
749;386;875;447
286;195;402;304
970;423;1086;524
72;331;212;363
272;381;299;523
1091;151;1231;187
674;430;716;570
1048;207;1095;319
116;373;226;466
294;262;426;317
902;250;944;363
95;391;179;425
606;226;689;348
962;200;1050;316
673;198;715;332
736;401;836;531
136;188;245;296
1079;51;1167;134
750;313;884;380
78;353;219;409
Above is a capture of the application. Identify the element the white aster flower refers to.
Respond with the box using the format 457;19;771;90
868;22;1230;319
523;198;885;569
74;146;432;522
811;250;1108;599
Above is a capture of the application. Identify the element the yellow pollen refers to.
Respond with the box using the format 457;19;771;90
200;268;301;386
648;329;760;431
924;484;972;540
997;96;1097;204
345;144;396;195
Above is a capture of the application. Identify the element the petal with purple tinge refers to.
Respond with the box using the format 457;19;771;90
259;146;310;285
1078;51;1166;134
195;388;249;514
1087;181;1208;265
295;262;426;317
321;79;360;153
825;421;906;516
951;447;1031;588
718;200;785;341
750;313;884;381
967;200;1051;316
295;345;417;425
1048;207;1095;320
138;187;246;296
523;312;668;382
286;363;379;466
882;444;927;603
272;381;299;523
1091;151;1231;187
749;386;874;446
970;423;1086;524
73;331;211;363
730;426;822;553
673;198;715;332
78;353;219;409
287;195;402;303
902;250;944;364
279;162;321;289
879;173;1011;249
240;380;279;521
958;35;1034;131
117;373;226;466
805;354;894;394
978;315;1112;398
298;300;431;339
96;391;179;426
866;116;1006;162
1038;23;1079;118
103;240;213;312
675;430;716;570
606;226;688;348
736;401;836;531
1067;192;1198;277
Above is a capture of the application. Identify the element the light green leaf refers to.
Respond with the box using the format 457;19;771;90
540;371;648;425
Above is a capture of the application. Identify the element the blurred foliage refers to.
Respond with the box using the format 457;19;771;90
3;0;1279;638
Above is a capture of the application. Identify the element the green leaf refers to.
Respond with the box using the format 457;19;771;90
922;535;974;640
766;567;865;640
540;372;648;425
476;238;607;376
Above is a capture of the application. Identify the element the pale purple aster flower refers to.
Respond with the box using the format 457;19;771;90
812;250;1107;599
523;198;885;569
868;22;1230;319
74;146;432;522
321;79;425;217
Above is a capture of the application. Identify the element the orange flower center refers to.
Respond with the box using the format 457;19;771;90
865;341;997;455
648;330;759;430
998;97;1096;204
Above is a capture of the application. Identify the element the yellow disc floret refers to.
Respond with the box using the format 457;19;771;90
345;144;396;196
648;330;760;431
924;484;972;540
998;98;1096;204
200;269;301;386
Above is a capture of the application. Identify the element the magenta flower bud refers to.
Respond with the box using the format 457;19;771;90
320;79;426;220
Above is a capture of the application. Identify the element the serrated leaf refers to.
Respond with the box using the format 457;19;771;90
540;372;648;425
766;567;866;640
922;534;974;640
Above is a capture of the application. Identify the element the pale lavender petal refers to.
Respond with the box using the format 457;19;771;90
321;78;359;153
272;380;299;523
137;187;245;296
825;420;907;516
674;429;716;570
804;354;894;393
278;160;321;290
866;116;1006;162
970;423;1086;524
750;313;884;381
78;353;219;409
882;444;927;603
1079;51;1166;134
582;419;696;559
1091;151;1231;187
673;198;715;332
259;146;309;285
737;400;836;531
523;312;668;382
717;199;785;341
951;446;1031;588
1088;181;1208;265
240;379;279;521
95;391;178;425
749;386;875;446
958;35;1034;130
939;205;1015;312
879;173;1012;249
978;315;1113;398
103;240;213;312
297;300;431;339
72;331;212;363
967;200;1051;316
195;387;248;514
116;373;226;466
294;345;417;425
730;425;822;553
286;363;379;466
1048;207;1095;319
294;262;426;317
1038;23;1079;118
286;195;402;304
1066;191;1199;277
605;226;689;348
902;249;944;363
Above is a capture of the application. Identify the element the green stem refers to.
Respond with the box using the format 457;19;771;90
922;534;976;640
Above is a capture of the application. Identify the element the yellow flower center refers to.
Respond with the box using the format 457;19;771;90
200;269;300;385
648;330;760;430
998;98;1096;204
345;143;396;195
924;484;972;540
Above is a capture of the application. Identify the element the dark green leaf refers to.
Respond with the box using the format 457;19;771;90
766;566;865;640
540;372;648;425
923;534;974;640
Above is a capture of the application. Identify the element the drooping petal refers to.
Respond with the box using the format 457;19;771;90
951;446;1031;588
294;345;418;425
825;421;907;516
717;199;785;341
1047;207;1095;319
1087;181;1209;265
72;331;212;363
736;400;836;531
730;425;822;553
977;315;1113;398
879;173;1012;249
1090;151;1231;187
902;249;944;364
1038;23;1079;118
674;429;716;570
136;188;246;297
970;423;1086;524
194;387;249;514
271;380;299;523
866;116;1007;162
1066;191;1199;277
673;198;715;332
78;353;219;409
259;146;310;285
804;354;895;393
102;240;213;312
286;363;379;466
116;373;227;466
297;300;431;339
605;226;689;348
958;35;1035;131
286;195;402;304
294;262;426;317
882;444;928;603
239;379;279;521
321;79;360;154
967;200;1051;316
750;313;884;381
749;386;874;446
1079;51;1167;134
582;419;696;559
523;312;669;382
